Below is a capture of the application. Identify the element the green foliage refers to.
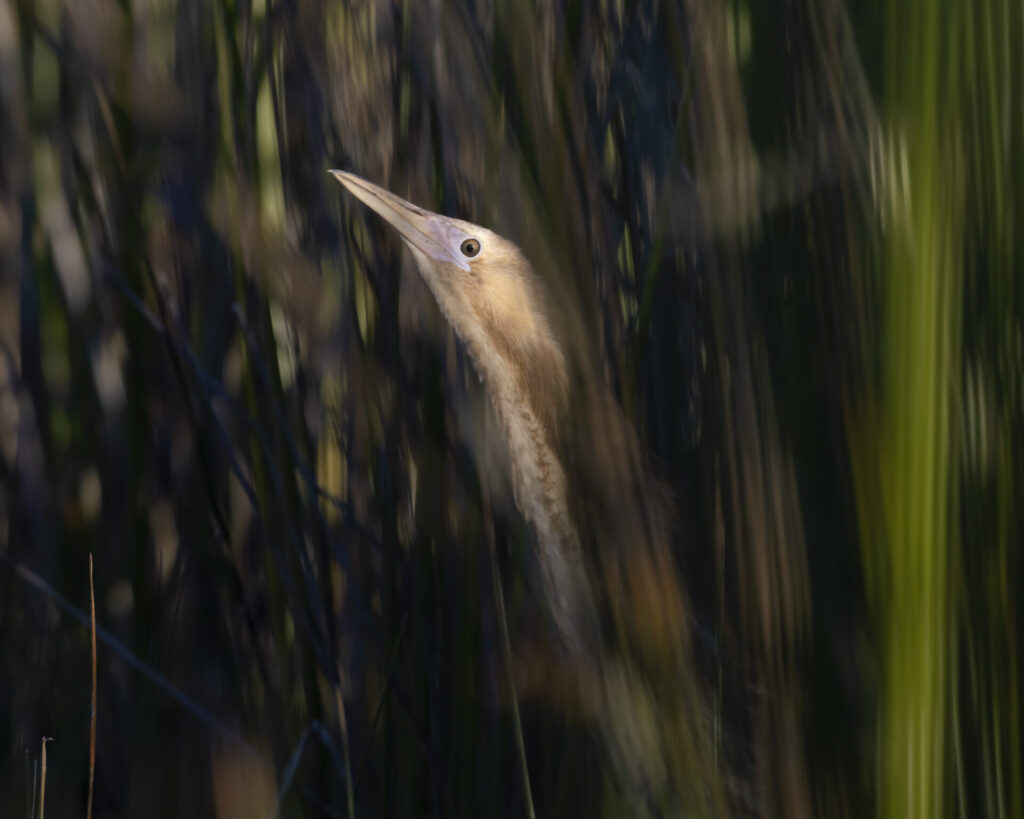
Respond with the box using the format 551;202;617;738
0;1;1019;817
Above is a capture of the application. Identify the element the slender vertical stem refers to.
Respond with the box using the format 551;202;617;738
487;533;536;819
480;422;536;819
38;737;51;819
86;554;97;819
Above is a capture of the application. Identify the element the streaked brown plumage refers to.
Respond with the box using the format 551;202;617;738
330;170;725;816
330;170;598;653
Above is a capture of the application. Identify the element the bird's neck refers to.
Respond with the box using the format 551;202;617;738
450;315;574;545
487;373;597;652
434;295;596;651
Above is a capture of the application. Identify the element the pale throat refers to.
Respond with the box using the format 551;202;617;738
421;267;577;553
416;256;594;650
468;335;593;649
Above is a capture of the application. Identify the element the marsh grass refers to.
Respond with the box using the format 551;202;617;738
0;0;1020;817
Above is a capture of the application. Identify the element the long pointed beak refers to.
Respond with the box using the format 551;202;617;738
328;170;469;271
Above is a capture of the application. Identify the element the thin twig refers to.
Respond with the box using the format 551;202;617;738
38;737;52;819
480;437;536;819
86;554;97;819
0;554;262;758
487;534;537;819
353;613;407;794
265;721;345;819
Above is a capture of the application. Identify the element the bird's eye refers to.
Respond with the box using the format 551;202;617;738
460;238;481;258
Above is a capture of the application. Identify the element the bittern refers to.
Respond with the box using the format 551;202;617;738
330;170;725;815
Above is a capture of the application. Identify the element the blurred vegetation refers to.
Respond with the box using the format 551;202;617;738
0;0;1020;817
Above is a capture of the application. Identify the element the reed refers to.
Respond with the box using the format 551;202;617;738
0;1;1019;816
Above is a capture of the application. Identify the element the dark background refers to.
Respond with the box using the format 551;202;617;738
0;0;1020;817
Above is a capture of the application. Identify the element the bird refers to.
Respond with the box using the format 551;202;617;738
329;170;726;816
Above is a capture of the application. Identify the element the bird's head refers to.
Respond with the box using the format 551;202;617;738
330;170;568;430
